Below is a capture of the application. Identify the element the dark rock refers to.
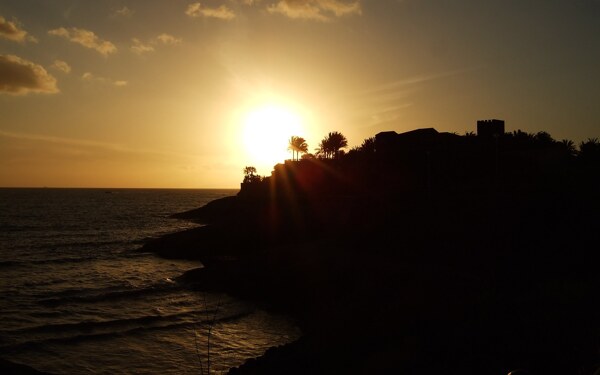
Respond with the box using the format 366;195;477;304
0;359;52;375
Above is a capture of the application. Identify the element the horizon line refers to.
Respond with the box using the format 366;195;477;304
0;186;240;190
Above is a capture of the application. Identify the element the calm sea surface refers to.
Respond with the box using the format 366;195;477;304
0;188;300;374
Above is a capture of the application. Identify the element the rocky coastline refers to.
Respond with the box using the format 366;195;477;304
142;133;600;374
143;193;598;374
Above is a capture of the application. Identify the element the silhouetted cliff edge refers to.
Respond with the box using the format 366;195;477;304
142;129;600;374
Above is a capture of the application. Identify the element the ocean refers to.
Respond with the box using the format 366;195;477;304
0;188;300;374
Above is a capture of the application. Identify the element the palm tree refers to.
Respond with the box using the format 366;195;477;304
360;137;376;154
288;136;308;161
315;139;329;159
579;138;600;163
559;139;577;158
534;131;555;146
317;132;348;159
510;130;536;149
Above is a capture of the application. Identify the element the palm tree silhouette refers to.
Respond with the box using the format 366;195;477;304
559;139;577;158
579;138;600;163
317;132;348;159
315;140;329;159
359;137;376;154
288;136;308;161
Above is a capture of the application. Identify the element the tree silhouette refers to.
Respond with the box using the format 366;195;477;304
359;137;376;154
559;139;577;158
243;166;256;177
315;139;329;159
328;131;348;159
578;138;600;164
243;166;260;183
316;131;348;159
288;136;308;161
534;131;555;146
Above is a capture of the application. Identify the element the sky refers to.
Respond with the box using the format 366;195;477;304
1;0;599;188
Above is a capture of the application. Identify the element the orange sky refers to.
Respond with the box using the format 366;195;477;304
1;0;599;187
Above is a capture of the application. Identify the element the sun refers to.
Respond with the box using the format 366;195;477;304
242;105;304;171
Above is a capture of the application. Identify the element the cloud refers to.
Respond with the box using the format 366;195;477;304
357;69;476;97
156;33;182;45
112;6;134;18
0;55;58;95
0;129;194;162
267;0;361;21
0;16;37;43
50;59;71;74
82;72;127;87
0;129;127;150
349;69;476;129
131;34;182;55
48;27;117;56
131;38;155;55
185;3;236;20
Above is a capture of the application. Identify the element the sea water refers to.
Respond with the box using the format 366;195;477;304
0;188;300;374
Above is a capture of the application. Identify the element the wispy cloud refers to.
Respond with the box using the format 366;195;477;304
185;3;236;20
130;34;182;55
112;6;134;18
0;129;195;161
82;72;127;87
357;68;477;98
48;27;117;56
352;69;474;128
0;129;127;150
0;16;37;43
50;59;71;74
267;0;361;21
0;55;58;95
156;33;182;45
131;38;155;55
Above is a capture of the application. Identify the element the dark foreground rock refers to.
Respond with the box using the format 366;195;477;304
144;174;600;374
0;359;52;375
187;233;599;375
142;128;600;374
171;195;239;224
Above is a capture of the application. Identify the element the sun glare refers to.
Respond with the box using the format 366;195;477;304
242;105;304;171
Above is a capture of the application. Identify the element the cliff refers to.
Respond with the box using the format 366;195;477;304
141;130;600;374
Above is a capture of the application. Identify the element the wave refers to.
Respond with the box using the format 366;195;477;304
1;248;147;269
2;254;107;269
37;282;181;306
2;310;204;335
37;238;131;250
0;309;252;353
0;224;44;232
0;260;19;268
2;249;157;272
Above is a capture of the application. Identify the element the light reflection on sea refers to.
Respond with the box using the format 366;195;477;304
0;188;300;374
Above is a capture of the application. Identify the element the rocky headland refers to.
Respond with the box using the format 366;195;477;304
142;129;600;374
